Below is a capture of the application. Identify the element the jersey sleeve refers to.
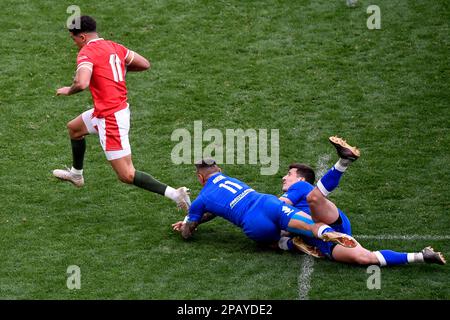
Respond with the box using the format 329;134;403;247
76;48;94;72
282;182;312;206
114;43;131;61
187;196;206;223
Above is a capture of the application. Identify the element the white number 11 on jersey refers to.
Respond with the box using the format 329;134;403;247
219;180;243;194
109;54;124;82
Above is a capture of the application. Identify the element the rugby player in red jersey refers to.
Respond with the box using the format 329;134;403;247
53;16;190;210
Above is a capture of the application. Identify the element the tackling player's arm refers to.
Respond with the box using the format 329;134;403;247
199;212;216;224
279;182;311;207
125;50;151;72
179;212;216;239
279;196;293;206
172;212;216;234
56;67;92;96
180;220;199;240
172;197;208;240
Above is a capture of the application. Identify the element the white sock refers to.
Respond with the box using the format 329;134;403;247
407;253;424;264
334;159;351;172
278;237;290;251
374;251;387;266
317;225;332;239
70;167;83;176
317;180;330;197
164;186;178;201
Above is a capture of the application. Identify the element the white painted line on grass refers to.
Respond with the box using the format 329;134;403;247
355;234;450;241
297;154;330;300
296;233;448;300
316;154;331;178
298;255;314;300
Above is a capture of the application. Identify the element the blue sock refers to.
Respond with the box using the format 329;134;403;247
278;237;295;251
317;166;344;196
287;239;294;251
375;250;408;266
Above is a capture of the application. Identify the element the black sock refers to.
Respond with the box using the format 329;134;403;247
133;171;167;195
331;215;342;227
71;139;86;170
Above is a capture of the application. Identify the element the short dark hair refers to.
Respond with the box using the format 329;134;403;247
195;158;220;174
288;163;315;184
69;15;97;35
194;158;217;169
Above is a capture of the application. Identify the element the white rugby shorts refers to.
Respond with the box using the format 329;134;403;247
81;106;131;161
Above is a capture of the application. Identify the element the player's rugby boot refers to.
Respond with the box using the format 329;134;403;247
292;237;325;258
176;187;191;211
329;136;360;161
321;231;358;248
52;168;84;187
422;246;446;265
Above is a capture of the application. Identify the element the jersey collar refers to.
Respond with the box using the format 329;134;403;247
206;172;222;184
86;38;104;45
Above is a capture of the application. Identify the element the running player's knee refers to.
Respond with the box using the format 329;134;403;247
117;169;135;184
66;121;75;136
67;121;81;139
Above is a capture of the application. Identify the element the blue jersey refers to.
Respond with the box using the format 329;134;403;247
187;173;264;227
281;181;314;214
187;173;320;244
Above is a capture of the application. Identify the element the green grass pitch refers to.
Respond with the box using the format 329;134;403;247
0;0;449;299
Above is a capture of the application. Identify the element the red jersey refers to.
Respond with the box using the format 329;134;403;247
77;38;129;118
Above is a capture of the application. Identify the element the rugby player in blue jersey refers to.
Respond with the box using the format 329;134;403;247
278;136;445;266
172;159;358;249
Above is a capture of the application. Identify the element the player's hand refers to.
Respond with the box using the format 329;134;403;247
172;221;184;232
56;87;71;96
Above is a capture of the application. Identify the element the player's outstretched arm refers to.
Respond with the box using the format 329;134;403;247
199;212;216;224
172;212;216;239
180;221;199;240
56;67;92;96
125;51;151;72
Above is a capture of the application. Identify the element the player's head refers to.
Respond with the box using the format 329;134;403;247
282;163;315;191
68;15;97;49
195;158;221;185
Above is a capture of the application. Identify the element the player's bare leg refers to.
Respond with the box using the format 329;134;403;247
53;114;88;187
110;155;191;211
332;243;379;265
109;155;136;184
306;188;340;224
287;211;357;248
332;243;446;266
307;136;360;224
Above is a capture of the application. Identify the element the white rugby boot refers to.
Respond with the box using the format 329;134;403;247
53;168;84;187
175;187;191;211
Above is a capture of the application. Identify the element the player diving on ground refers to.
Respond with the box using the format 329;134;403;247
172;158;359;249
